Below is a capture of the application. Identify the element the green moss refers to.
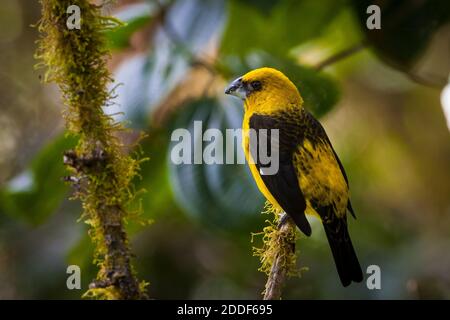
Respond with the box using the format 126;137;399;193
252;202;299;277
252;202;308;298
36;0;147;299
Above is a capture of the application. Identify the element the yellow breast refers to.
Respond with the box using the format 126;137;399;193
242;110;283;211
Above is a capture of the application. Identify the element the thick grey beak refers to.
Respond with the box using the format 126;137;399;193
225;77;245;99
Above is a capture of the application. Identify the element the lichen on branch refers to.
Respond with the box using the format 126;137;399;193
36;0;147;299
252;203;306;300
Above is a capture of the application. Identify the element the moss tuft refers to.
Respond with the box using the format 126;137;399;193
252;202;308;298
252;202;299;277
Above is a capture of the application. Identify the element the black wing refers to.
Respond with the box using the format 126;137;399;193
249;113;311;236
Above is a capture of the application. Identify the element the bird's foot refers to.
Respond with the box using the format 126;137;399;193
277;213;296;253
277;213;289;229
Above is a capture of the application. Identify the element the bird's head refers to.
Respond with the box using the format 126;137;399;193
225;67;303;112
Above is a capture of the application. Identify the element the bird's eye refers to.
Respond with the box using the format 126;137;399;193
250;80;262;91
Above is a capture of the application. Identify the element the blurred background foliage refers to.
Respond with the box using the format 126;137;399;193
0;0;449;299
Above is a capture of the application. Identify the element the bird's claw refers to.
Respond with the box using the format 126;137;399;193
277;213;289;229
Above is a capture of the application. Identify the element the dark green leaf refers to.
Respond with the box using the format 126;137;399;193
221;0;346;57
104;2;156;50
132;129;184;224
0;134;77;225
167;98;265;230
106;18;152;51
352;0;450;86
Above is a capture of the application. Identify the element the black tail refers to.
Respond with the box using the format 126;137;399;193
323;220;363;287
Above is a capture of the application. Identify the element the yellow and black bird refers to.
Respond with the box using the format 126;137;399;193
225;67;363;286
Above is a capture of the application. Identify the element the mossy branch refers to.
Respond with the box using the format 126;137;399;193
263;217;296;300
36;0;147;299
253;204;304;300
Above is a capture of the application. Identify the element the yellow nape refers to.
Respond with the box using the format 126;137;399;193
242;67;303;114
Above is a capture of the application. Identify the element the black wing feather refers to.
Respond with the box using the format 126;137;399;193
314;204;363;286
249;113;311;236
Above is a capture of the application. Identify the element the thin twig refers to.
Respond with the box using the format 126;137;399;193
314;41;368;71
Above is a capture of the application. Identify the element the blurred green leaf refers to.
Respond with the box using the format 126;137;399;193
167;98;264;230
292;8;364;69
222;53;340;118
110;0;226;128
235;0;278;15
221;0;345;57
105;2;155;50
352;0;450;86
282;61;340;118
0;134;77;225
132;129;185;224
67;233;93;269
